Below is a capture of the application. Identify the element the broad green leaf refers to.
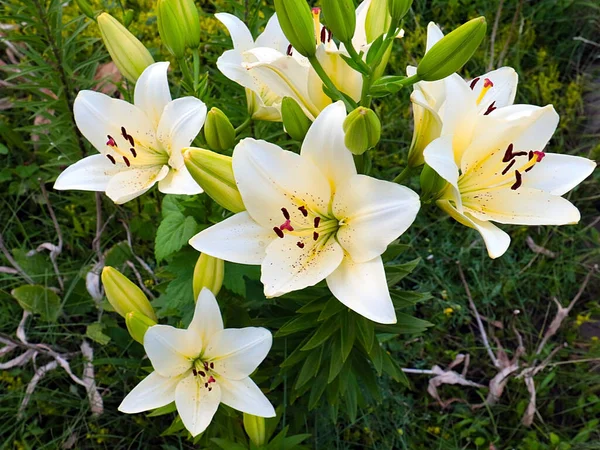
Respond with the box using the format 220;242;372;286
12;285;61;322
154;249;197;317
155;213;198;262
223;262;261;297
86;323;111;345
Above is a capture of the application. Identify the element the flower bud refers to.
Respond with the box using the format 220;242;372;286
417;17;487;82
365;0;391;43
75;0;96;21
243;413;266;447
420;164;448;202
387;0;413;25
204;108;236;152
184;148;245;213
407;92;442;167
193;253;224;300
125;311;157;344
101;266;157;321
282;97;311;141
157;0;201;59
321;0;355;44
343;107;381;155
273;0;316;58
97;13;154;83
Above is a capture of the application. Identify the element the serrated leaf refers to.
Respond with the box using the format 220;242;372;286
223;262;261;297
154;249;197;317
11;285;61;322
155;213;198;262
317;297;345;322
295;346;323;389
340;314;355;362
385;258;421;286
86;323;111;345
161;195;185;218
276;313;320;338
301;317;340;351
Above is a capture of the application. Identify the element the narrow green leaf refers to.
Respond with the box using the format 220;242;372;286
356;316;375;353
308;371;328;410
328;336;344;383
301;317;340;351
376;312;433;335
276;313;320;338
295;346;323;389
318;297;345;322
385;258;421;286
340;313;356;362
390;290;432;309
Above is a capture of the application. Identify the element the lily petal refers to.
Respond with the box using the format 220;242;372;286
188;288;224;345
215;13;254;52
333;174;420;263
189;211;274;265
426;22;445;52
134;62;172;128
175;374;221;437
219;376;276;417
326;256;396;324
423;135;462;209
144;325;199;377
301;101;357;191
441;74;477;156
118;371;180;414
218;50;261;93
255;13;289;54
158;166;203;195
471;67;518;115
522;153;596;196
105;165;170;204
54;154;123;192
205;328;272;380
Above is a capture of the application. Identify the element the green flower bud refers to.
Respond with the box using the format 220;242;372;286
184;148;245;213
193;253;224;300
273;0;316;58
157;0;201;59
125;311;157;344
365;0;391;43
204;108;236;152
97;13;154;83
417;17;487;82
321;0;356;44
343;107;381;155
123;9;134;27
74;0;96;21
387;0;413;25
420;164;448;202
101;266;157;321
282;97;311;141
243;413;266;447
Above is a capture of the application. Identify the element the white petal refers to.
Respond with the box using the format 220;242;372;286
441;74;477;156
218;50;261;94
255;13;289;54
219;377;276;417
175;374;221;437
188;288;224;345
53;154;123;192
134;62;172;128
464;187;581;226
232;138;332;228
312;45;362;103
158;165;203;195
471;67;518;115
437;199;511;259
300;102;357;190
333;174;420;263
423;136;461;209
189;211;274;265
426;22;445;52
144;325;199;377
409;89;443;166
326;256;396;324
157;97;207;170
74;90;159;157
522;153;596;196
261;234;344;297
118;371;180;414
352;0;370;48
205;328;272;380
105;165;169;204
215;13;254;52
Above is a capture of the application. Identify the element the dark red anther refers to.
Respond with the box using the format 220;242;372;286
121;126;128;139
298;206;308;217
281;207;290;220
501;159;516;175
273;227;284;238
313;232;319;241
192;368;198;376
327;28;332;41
313;217;320;228
296;241;305;249
510;170;523;190
280;220;294;232
204;382;208;388
483;78;494;88
483;101;497;116
469;77;480;90
106;135;117;147
210;362;214;369
130;148;137;158
199;370;206;377
122;156;131;167
286;44;293;56
106;154;116;165
127;135;134;147
502;143;527;163
208;387;212;391
320;27;326;44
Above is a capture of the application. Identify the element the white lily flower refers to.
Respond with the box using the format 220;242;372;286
190;102;420;324
407;22;518;166
119;288;275;437
424;104;596;259
54;62;206;204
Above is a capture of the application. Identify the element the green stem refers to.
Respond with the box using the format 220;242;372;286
393;165;414;184
177;57;194;94
192;48;200;94
308;56;356;111
344;40;371;75
234;117;252;136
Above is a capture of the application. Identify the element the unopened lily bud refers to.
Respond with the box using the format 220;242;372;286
101;266;157;321
123;9;134;27
417;17;486;82
243;413;266;447
321;0;356;44
282;97;311;141
273;0;316;57
184;148;245;213
75;0;96;20
193;253;224;299
157;0;201;59
365;0;391;43
343;107;381;155
204;108;236;151
420;164;448;202
387;0;413;25
97;13;154;83
125;311;157;344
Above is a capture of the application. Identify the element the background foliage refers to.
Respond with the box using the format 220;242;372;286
1;0;599;448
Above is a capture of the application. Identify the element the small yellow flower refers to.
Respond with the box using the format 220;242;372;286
576;313;591;327
444;307;454;316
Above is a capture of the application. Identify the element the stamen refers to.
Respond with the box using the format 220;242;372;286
312;7;321;44
192;368;198;376
327;28;332;42
469;77;480;90
483;101;497;116
209;387;212;391
320;27;326;44
127;135;134;147
199;370;206;377
121;126;135;147
281;207;290;220
286;44;293;56
130;148;137;158
313;217;321;228
501;159;516;175
106;135;117;147
296;241;305;249
273;227;284;238
298;206;308;217
313;231;319;241
210;362;214;369
123;156;131;167
510;170;522;190
204;382;208;388
106;155;116;165
502;144;527;163
120;126;128;140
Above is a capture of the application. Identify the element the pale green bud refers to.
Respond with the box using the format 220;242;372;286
387;0;413;25
282;97;311;141
184;148;245;213
321;0;356;44
101;266;157;321
274;0;317;58
420;164;448;202
75;0;96;21
243;413;266;447
125;311;157;344
365;0;391;43
204;108;236;152
157;0;201;59
193;253;224;300
417;17;487;82
343;107;381;155
97;13;154;83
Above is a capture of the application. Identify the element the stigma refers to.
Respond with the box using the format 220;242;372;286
476;78;494;105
